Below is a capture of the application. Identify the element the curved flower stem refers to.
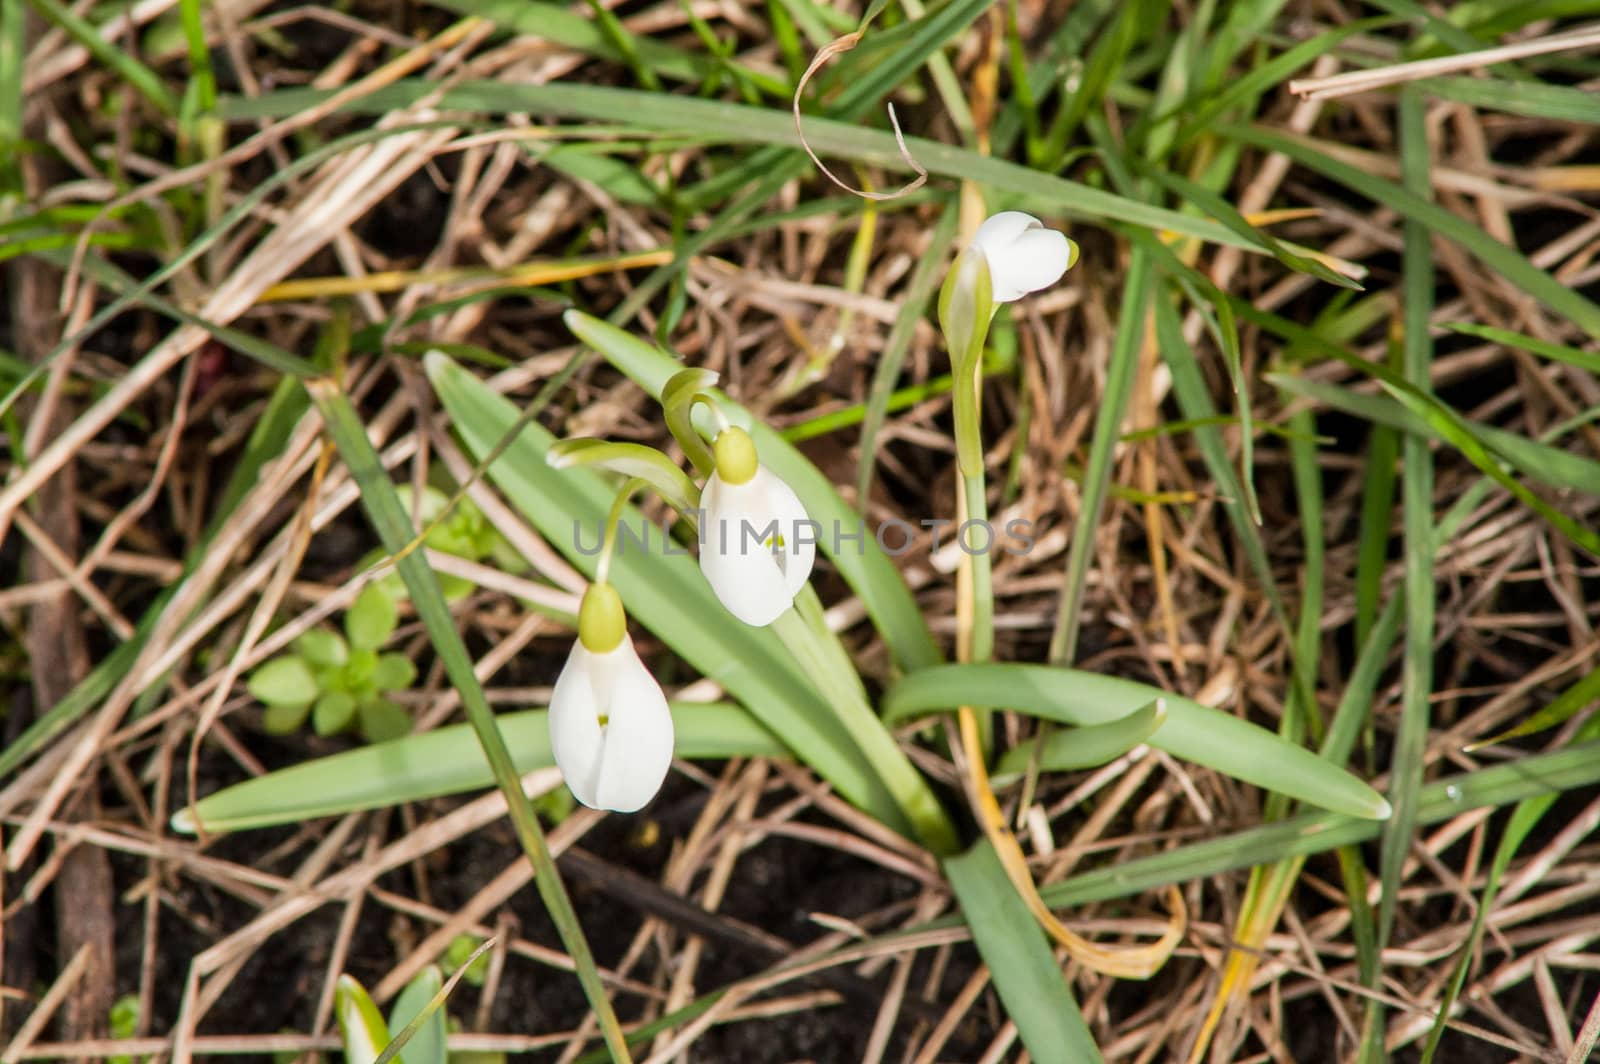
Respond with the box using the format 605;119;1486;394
596;476;654;585
772;608;958;856
956;469;995;754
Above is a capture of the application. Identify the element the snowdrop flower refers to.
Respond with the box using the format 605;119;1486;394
548;583;674;812
970;211;1077;303
699;426;815;627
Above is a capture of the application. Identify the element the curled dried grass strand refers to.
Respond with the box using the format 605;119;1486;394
791;33;929;202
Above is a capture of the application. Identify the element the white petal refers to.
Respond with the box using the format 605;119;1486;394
547;641;606;808
972;211;1039;256
970;211;1070;302
757;467;816;601
592;640;675;812
1001;227;1072;299
700;472;793;627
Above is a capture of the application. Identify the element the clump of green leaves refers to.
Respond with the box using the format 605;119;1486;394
247;584;417;743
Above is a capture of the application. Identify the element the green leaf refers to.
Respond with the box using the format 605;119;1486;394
247;656;319;709
562;311;940;674
995;699;1165;779
373;652;419;692
1038;739;1600;909
1467;663;1600;750
346;583;400;651
388;967;448;1064
297;628;349;669
261;701;312;735
313;690;358;736
359;699;413;743
944;840;1103;1063
334;975;390;1064
1444;321;1600;375
1266;372;1600;497
883;664;1391;819
1220;123;1600;341
173;704;787;833
220;81;1254;253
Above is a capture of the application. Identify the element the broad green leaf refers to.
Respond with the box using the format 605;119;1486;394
883;664;1391;819
359;698;413;743
388;966;449;1064
944;840;1103;1063
173;703;785;834
995;699;1165;779
562;310;942;674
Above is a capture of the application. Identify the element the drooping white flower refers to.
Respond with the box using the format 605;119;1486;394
699;426;815;627
548;585;674;812
970;211;1077;303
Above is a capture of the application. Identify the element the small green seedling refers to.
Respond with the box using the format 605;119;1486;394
247;583;417;743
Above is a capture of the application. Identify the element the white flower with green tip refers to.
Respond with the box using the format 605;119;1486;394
698;426;815;628
548;583;674;812
970;211;1077;303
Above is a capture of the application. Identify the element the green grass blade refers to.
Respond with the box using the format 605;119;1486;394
25;0;180;116
1377;94;1436;1034
1421;75;1600;123
882;664;1391;819
387;967;449;1064
0;0;22;169
1418;751;1578;1063
944;840;1104;1063
1467;663;1600;750
306;379;631;1063
1378;378;1600;554
857;206;957;507
1220;122;1600;340
425;352;913;835
221;81;1254;251
1049;249;1153;665
1038;739;1600;907
1445;321;1600;375
172;704;785;833
562;310;941;674
1266;373;1600;497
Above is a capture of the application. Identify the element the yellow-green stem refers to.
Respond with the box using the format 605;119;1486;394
772;609;958;856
